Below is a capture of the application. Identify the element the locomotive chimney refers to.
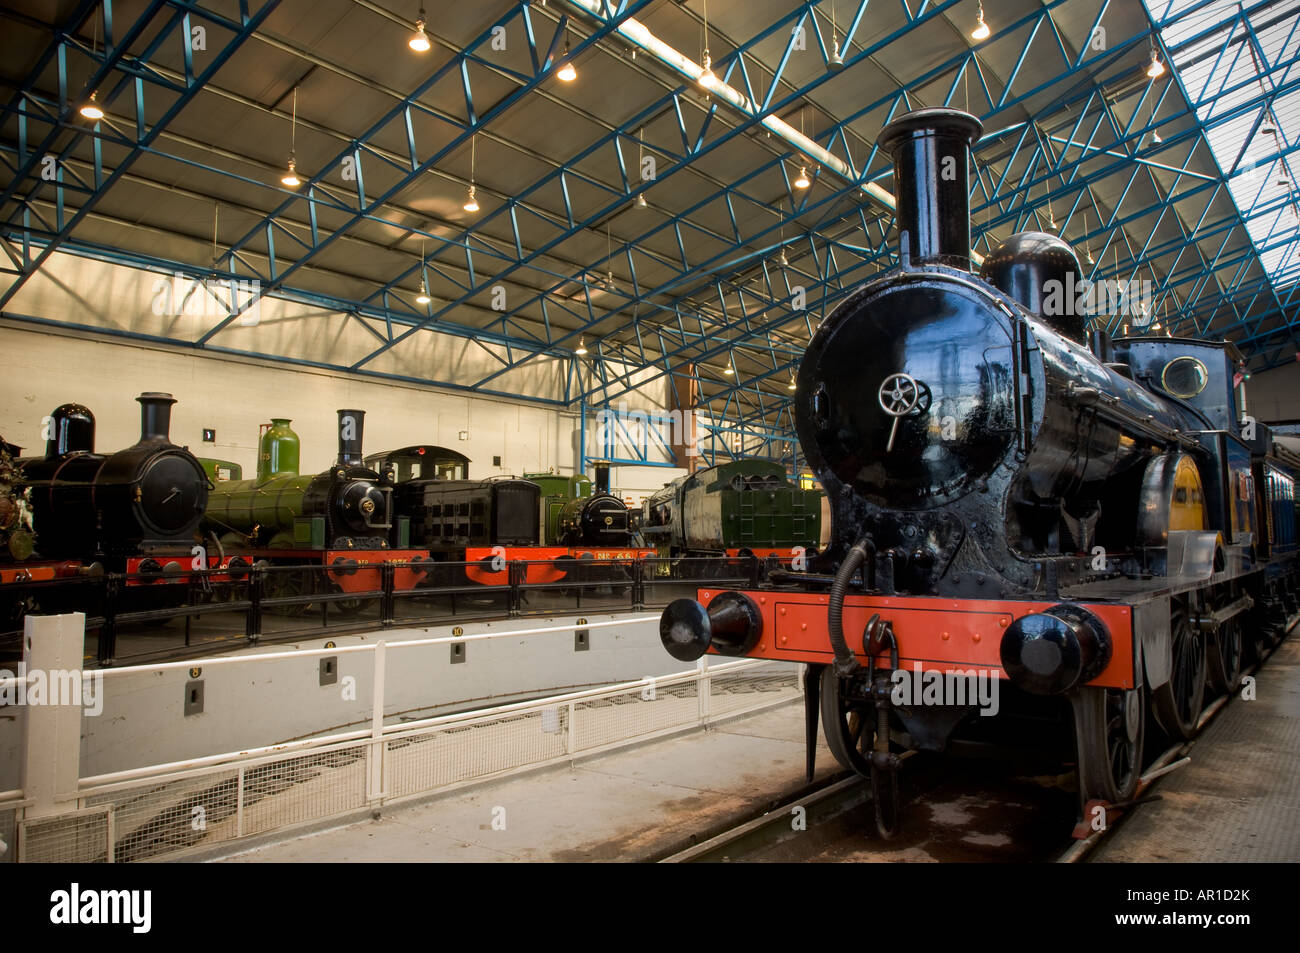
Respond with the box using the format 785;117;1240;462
877;107;984;269
337;409;366;466
593;460;611;495
136;392;176;445
45;403;95;458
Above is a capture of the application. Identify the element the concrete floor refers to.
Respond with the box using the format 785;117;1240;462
1092;635;1300;863
210;703;837;863
203;636;1300;864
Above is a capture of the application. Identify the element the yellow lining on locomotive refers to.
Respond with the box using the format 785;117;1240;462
1169;455;1207;532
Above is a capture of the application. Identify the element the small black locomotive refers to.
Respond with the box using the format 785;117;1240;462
11;392;208;572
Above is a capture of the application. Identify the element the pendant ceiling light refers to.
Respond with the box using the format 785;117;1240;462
794;166;811;189
79;92;104;122
557;28;577;82
409;6;431;52
79;11;105;121
464;136;480;212
575;336;588;356
699;0;715;86
417;239;431;304
787;375;797;391
971;2;991;41
281;88;302;189
828;3;844;69
635;129;649;207
1146;45;1166;79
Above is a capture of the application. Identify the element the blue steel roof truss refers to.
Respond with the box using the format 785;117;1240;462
1;0;1298;464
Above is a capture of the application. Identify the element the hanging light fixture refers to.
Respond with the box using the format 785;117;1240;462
828;2;844;70
635;129;649;208
1146;46;1166;79
575;336;588;356
793;107;812;189
787;375;797;391
80;12;105;121
463;136;480;212
1261;114;1278;137
699;0;715;86
557;31;577;82
971;1;991;41
604;224;617;292
417;240;431;304
280;87;302;188
79;92;104;122
778;248;789;266
409;7;431;52
723;362;734;376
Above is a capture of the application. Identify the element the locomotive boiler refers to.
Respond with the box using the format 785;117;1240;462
659;106;1300;835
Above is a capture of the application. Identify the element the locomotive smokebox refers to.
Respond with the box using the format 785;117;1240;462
136;392;176;444
999;604;1112;695
337;409;366;466
660;591;763;661
45;403;95;458
877;107;983;268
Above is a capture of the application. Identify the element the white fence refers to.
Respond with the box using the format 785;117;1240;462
2;614;797;862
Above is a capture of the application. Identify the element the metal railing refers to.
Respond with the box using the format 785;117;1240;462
0;555;780;667
7;611;799;862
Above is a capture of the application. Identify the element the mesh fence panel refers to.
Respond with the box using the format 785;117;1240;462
572;680;700;750
238;744;368;838
19;807;110;863
708;666;800;719
52;660;793;861
87;771;240;862
386;709;569;798
0;805;18;863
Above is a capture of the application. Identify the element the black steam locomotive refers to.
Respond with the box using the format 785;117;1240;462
3;393;208;573
0;393;210;638
659;107;1300;834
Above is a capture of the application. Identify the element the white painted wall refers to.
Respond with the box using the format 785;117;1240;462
0;252;675;478
0;321;575;477
1245;360;1300;423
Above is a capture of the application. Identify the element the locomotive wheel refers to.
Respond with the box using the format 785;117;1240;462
1151;600;1206;740
266;567;314;617
1072;685;1143;805
818;666;874;775
818;667;900;839
1205;606;1243;697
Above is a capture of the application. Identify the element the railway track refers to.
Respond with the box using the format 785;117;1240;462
657;621;1296;864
